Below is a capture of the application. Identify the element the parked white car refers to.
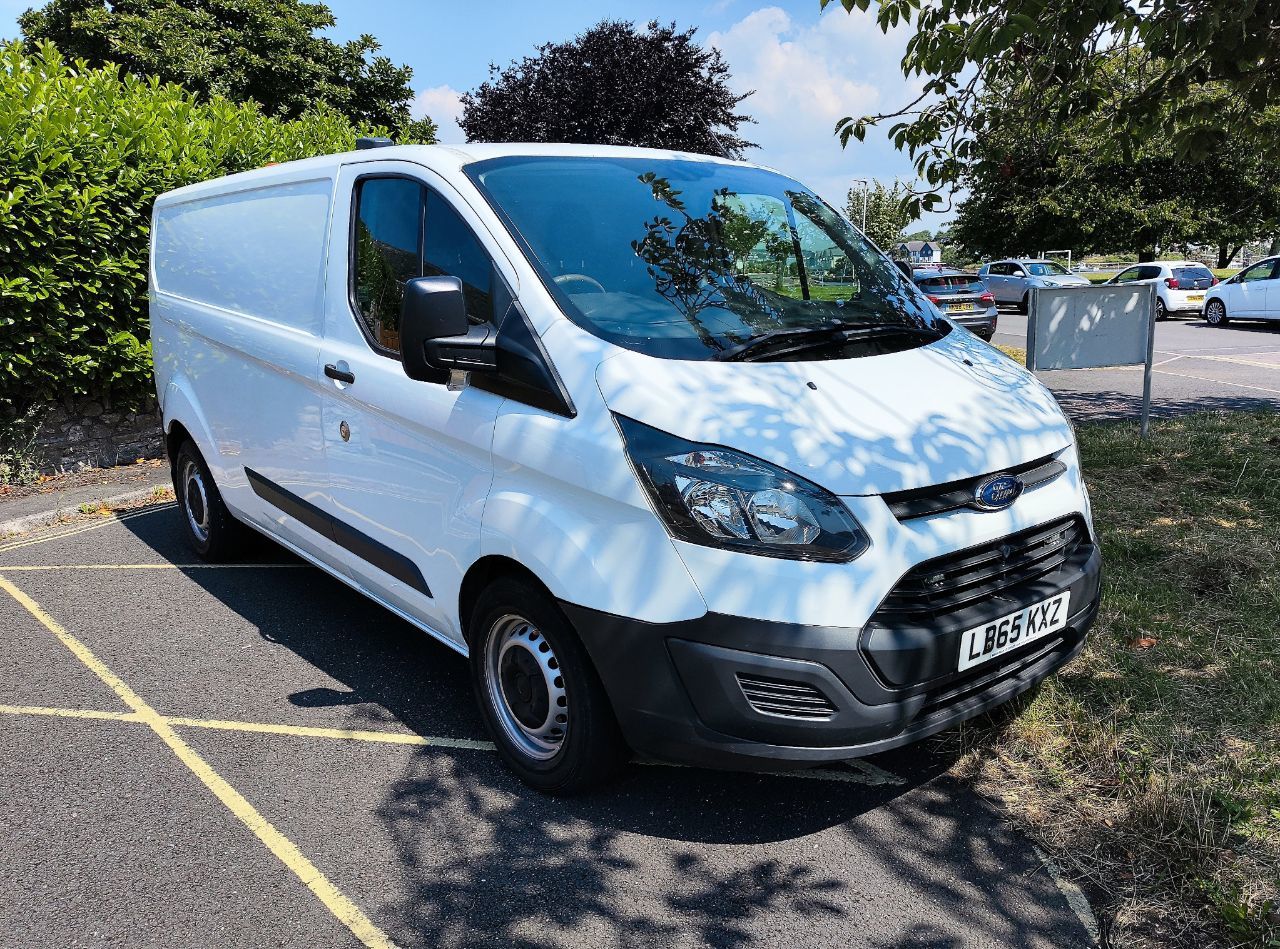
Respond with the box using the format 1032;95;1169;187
977;259;1090;311
149;143;1101;791
1203;256;1280;326
1105;261;1217;321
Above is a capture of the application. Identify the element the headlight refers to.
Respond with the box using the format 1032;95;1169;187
614;414;870;562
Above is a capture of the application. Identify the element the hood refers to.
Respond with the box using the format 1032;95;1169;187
596;330;1072;496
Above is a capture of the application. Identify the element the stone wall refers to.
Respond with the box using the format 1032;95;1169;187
31;399;165;473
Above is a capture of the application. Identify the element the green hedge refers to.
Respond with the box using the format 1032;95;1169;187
0;41;390;411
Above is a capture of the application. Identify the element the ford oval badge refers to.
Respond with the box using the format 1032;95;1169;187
973;473;1023;511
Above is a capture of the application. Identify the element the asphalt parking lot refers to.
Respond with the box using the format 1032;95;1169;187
994;311;1280;419
0;503;1101;949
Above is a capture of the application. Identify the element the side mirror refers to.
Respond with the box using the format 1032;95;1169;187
400;276;495;382
893;259;913;279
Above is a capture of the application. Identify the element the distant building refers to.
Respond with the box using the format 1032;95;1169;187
895;240;943;264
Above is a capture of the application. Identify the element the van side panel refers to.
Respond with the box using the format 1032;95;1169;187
151;175;346;568
153;179;332;332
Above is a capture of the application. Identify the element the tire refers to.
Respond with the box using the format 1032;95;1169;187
1205;299;1229;326
469;576;627;793
1155;298;1168;322
172;439;250;562
1018;292;1030;315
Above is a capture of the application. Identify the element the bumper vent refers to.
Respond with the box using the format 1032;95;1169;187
874;516;1089;622
736;674;838;720
882;454;1067;521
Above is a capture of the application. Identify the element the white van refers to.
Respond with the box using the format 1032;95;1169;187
150;143;1102;792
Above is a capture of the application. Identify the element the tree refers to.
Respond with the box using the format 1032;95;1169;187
19;0;425;132
949;78;1280;263
847;180;915;250
458;20;755;159
822;0;1280;216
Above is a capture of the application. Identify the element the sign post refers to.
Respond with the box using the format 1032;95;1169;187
1027;284;1156;436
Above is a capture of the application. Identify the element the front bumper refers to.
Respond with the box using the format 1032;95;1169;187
563;543;1101;770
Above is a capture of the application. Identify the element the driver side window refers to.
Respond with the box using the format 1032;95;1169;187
352;177;496;357
1241;260;1276;282
424;190;494;326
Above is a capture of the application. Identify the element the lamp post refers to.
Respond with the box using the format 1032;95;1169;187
850;178;869;233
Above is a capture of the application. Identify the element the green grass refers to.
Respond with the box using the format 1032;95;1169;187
949;413;1280;947
996;343;1027;364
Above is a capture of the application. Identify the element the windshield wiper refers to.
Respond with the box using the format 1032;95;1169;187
712;322;943;362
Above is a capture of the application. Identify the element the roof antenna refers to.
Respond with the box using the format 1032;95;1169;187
356;136;395;150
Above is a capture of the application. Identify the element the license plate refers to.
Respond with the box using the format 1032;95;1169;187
957;591;1071;672
948;302;976;313
1187;294;1204;303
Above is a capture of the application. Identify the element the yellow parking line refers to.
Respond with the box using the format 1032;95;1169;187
0;575;397;949
166;716;497;751
0;704;141;723
0;504;177;554
0;564;307;571
0;701;903;787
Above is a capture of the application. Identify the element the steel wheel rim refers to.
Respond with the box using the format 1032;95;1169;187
484;614;567;761
181;458;210;543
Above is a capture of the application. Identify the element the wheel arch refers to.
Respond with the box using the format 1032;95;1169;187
458;555;555;648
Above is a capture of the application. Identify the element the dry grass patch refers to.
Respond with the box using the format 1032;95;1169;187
945;412;1280;948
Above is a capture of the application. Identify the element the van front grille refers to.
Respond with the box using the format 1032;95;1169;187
881;454;1066;521
736;674;838;720
873;516;1088;622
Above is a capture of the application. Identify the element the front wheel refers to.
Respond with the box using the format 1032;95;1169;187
1018;292;1030;315
469;577;627;793
173;439;249;561
1205;299;1229;326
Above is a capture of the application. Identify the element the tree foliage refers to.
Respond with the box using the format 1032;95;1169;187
822;0;1280;216
459;20;755;159
0;42;391;411
949;77;1280;264
847;180;915;250
19;0;425;132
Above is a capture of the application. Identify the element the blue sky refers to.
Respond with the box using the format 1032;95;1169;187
0;0;944;229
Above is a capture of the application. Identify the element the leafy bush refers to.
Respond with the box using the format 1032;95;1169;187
0;41;389;411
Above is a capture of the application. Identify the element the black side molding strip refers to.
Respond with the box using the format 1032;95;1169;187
244;467;432;598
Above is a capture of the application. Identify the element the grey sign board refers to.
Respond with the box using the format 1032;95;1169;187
1027;283;1157;434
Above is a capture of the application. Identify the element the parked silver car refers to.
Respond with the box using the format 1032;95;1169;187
912;268;998;340
978;259;1091;312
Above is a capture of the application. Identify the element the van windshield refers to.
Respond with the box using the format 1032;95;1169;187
466;156;941;360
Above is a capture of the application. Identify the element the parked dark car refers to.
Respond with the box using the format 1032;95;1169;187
913;269;998;341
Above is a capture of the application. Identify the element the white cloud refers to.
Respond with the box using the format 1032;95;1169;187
414;84;465;143
708;6;932;221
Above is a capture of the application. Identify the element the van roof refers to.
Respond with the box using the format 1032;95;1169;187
154;142;770;206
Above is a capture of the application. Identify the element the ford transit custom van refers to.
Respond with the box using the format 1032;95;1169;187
150;143;1102;792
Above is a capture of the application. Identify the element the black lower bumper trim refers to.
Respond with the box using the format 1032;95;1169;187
561;545;1101;770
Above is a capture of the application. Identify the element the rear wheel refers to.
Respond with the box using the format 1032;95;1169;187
1205;299;1229;326
470;577;627;793
173;439;249;561
1155;298;1168;322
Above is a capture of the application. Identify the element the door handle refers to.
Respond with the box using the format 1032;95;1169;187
324;363;355;384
